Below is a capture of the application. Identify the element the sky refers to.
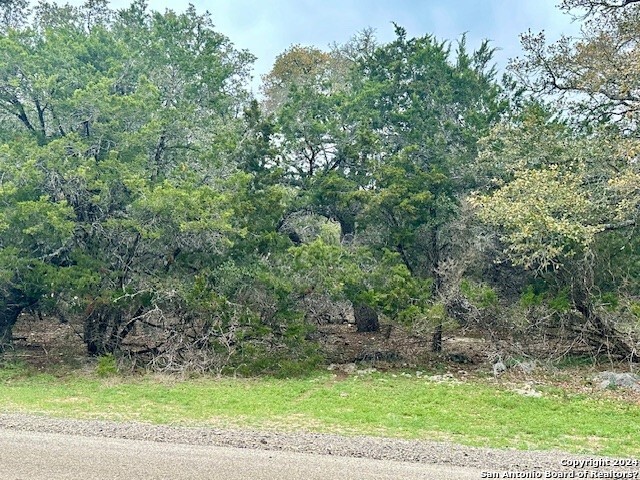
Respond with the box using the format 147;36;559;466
62;0;582;93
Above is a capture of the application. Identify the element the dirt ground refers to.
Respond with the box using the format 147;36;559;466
6;313;87;370
7;313;483;370
316;321;486;366
4;313;640;404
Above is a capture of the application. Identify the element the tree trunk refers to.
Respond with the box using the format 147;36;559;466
571;262;638;362
83;302;142;355
354;302;379;333
430;224;443;352
338;216;355;243
83;303;121;355
0;287;27;351
575;301;638;361
431;323;443;352
84;315;108;355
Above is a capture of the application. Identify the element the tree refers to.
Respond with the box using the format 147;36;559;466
0;1;255;356
262;27;503;344
260;38;382;332
261;45;339;115
261;33;379;241
351;27;503;349
561;0;640;14
0;0;30;30
473;0;640;360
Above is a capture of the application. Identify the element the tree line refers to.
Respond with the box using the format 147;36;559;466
0;0;637;373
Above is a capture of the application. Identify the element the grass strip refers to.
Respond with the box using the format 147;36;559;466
0;366;637;457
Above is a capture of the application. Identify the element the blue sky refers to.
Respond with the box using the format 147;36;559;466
64;1;582;93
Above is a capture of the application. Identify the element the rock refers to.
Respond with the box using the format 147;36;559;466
513;382;542;397
355;368;377;375
517;360;536;374
447;353;473;364
326;363;358;374
341;363;357;374
427;373;455;382
492;361;507;377
354;351;401;362
595;371;640;392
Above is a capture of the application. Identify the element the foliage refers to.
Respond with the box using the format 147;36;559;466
470;0;640;360
1;0;638;368
95;353;118;377
0;0;289;367
261;26;505;348
459;279;498;309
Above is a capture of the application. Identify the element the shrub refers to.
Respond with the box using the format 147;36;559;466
96;354;118;377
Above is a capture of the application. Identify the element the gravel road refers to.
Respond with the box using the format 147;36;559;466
0;428;483;480
0;413;638;479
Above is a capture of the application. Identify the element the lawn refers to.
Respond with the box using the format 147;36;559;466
0;363;638;457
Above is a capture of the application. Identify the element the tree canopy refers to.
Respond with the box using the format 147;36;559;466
0;0;638;370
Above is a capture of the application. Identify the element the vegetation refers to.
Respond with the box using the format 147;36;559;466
0;363;638;457
0;0;638;375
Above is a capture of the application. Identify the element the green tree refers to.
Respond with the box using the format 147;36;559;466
263;27;503;345
352;27;503;349
473;0;640;359
0;1;254;356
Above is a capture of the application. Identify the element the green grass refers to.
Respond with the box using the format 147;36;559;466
0;363;638;457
